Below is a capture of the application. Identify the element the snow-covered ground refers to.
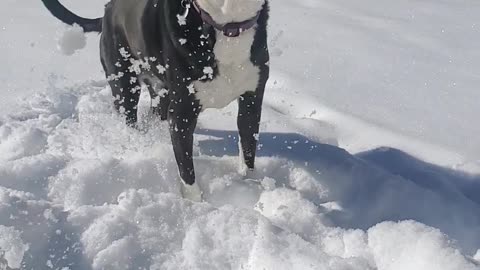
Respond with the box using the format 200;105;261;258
1;0;480;269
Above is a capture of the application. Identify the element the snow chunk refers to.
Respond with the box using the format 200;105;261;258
255;188;327;237
474;250;480;262
203;66;214;79
187;83;195;95
260;177;276;191
57;24;86;56
156;64;167;74
177;14;187;26
0;226;29;269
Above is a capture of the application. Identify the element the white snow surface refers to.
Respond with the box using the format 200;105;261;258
1;0;480;269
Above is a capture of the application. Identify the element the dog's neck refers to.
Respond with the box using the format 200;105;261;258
191;0;260;37
194;0;265;25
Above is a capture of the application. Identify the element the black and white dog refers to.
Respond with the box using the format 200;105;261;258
41;0;269;200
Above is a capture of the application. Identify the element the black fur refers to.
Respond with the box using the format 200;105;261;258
41;0;270;187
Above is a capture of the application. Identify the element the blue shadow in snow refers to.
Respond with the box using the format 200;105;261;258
196;128;356;168
356;147;480;205
196;128;480;209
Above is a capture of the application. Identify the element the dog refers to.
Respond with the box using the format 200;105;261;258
41;0;270;200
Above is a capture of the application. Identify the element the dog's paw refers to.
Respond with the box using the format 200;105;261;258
237;142;249;176
238;161;248;176
181;182;203;202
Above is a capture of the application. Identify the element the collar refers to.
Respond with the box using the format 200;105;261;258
188;0;260;37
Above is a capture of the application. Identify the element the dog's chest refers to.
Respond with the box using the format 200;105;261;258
194;28;259;109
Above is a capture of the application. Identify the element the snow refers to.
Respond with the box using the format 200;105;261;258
268;0;480;169
1;0;480;269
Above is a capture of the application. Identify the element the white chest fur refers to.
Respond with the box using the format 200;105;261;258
194;28;260;109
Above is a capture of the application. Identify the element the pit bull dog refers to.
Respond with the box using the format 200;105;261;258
41;0;269;200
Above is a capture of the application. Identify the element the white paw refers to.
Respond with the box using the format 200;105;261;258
238;141;248;176
181;182;203;202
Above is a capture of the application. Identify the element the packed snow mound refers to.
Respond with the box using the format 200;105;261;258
0;81;479;269
368;221;478;270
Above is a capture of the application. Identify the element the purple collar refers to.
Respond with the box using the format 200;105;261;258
191;0;260;37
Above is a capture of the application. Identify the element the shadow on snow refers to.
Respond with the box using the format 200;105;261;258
196;128;480;253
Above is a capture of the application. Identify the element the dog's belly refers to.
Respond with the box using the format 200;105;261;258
194;28;260;109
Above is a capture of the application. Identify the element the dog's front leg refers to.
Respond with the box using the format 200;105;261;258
168;95;202;200
237;63;269;172
237;90;265;172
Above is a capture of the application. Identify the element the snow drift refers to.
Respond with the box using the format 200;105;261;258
0;79;478;269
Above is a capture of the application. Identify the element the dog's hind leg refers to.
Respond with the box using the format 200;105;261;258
109;73;141;127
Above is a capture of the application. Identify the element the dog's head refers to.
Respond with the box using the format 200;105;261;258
195;0;265;25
